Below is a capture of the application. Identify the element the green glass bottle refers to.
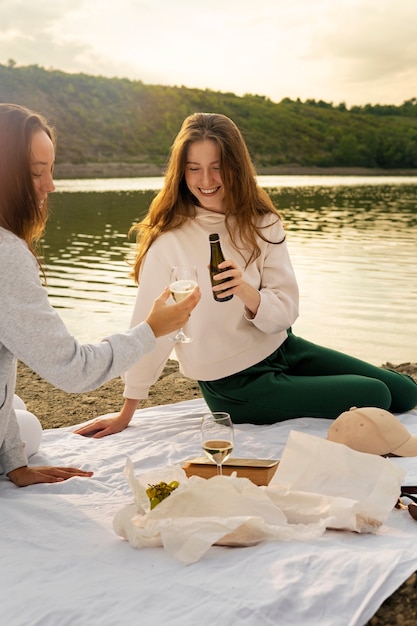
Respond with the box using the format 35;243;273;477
209;233;233;302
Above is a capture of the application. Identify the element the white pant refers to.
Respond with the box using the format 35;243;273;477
13;395;42;458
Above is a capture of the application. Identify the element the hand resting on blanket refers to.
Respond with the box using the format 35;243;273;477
8;465;94;487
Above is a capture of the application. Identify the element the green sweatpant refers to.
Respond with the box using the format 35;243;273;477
198;331;417;424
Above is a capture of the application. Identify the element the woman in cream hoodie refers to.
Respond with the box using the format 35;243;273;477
76;112;417;438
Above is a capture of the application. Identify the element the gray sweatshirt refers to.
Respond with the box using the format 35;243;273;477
0;227;155;475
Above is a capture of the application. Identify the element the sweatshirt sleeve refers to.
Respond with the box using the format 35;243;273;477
122;251;174;400
0;234;156;394
244;218;299;334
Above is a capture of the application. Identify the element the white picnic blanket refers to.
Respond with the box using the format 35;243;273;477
2;398;417;626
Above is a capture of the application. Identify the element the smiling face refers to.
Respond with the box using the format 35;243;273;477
30;129;55;206
184;139;225;214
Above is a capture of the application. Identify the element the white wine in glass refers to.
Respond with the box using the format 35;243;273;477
201;412;234;475
169;265;198;343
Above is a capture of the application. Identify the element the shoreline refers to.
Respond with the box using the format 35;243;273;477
53;162;417;180
15;359;417;430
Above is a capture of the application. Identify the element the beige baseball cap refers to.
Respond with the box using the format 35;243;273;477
327;406;417;457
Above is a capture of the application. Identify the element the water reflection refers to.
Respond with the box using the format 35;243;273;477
43;179;417;366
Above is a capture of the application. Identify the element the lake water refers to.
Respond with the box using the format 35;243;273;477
44;175;417;367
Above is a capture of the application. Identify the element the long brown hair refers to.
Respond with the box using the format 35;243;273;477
129;112;282;282
0;103;56;259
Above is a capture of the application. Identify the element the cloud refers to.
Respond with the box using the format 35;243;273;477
0;0;92;70
305;0;417;101
1;0;416;106
0;0;84;35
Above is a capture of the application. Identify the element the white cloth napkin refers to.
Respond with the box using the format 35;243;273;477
113;431;405;564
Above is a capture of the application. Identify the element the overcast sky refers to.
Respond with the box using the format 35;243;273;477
1;0;416;107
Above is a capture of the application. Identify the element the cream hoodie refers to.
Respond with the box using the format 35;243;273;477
123;207;299;399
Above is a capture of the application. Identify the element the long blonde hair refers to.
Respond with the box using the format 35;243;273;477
129;112;283;282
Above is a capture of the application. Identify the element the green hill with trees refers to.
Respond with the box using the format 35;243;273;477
1;61;417;175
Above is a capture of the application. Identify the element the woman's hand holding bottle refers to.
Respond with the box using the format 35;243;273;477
209;232;259;314
212;259;260;317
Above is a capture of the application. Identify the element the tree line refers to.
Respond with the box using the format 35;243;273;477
1;61;417;170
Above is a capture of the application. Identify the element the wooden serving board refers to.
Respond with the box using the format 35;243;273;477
182;457;279;486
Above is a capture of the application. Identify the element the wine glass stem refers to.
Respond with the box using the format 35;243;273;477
218;464;222;475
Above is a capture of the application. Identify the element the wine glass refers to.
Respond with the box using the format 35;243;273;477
200;412;234;475
169;265;198;343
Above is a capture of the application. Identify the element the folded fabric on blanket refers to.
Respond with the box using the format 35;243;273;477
114;431;405;564
1;397;417;626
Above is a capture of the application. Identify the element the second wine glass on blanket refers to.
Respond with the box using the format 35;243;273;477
169;265;198;343
201;413;234;475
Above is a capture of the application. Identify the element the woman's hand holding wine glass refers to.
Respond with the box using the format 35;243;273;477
145;281;200;339
169;265;198;343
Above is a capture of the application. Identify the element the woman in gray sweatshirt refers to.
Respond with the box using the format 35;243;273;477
0;103;200;488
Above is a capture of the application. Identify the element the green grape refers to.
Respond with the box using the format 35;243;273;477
146;487;157;499
146;480;180;509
